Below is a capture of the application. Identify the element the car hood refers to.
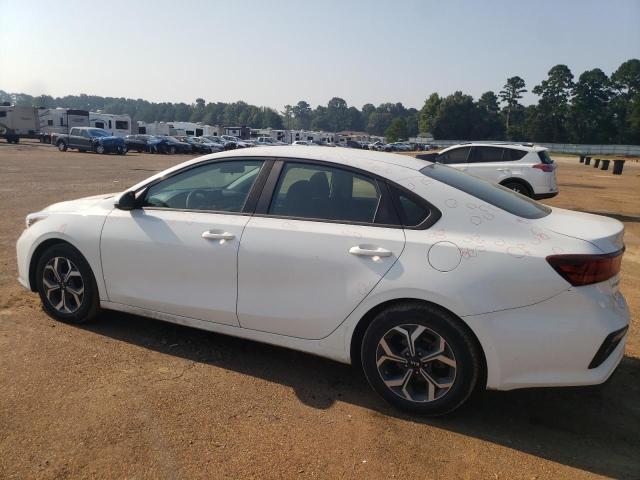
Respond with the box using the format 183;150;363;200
535;207;624;253
42;193;119;213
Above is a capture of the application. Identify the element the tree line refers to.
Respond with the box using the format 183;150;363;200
2;58;638;144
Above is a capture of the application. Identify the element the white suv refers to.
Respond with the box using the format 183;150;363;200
432;143;558;199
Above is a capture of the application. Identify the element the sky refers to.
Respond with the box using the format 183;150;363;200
0;0;638;111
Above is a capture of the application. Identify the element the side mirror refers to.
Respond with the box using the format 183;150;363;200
115;190;138;210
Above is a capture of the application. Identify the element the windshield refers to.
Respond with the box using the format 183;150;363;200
165;136;180;143
88;129;110;137
419;163;551;219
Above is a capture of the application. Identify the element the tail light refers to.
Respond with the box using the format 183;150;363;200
546;249;624;286
532;163;555;172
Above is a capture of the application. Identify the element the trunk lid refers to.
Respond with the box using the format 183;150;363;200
535;207;624;253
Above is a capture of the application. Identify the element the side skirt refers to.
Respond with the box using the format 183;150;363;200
100;300;351;364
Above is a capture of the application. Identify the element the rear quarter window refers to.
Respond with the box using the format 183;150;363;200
419;163;551;219
505;148;528;161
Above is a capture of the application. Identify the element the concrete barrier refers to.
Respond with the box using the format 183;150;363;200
601;159;611;170
579;155;585;163
594;158;601;168
585;156;591;165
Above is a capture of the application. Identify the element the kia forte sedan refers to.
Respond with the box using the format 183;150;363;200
16;147;629;415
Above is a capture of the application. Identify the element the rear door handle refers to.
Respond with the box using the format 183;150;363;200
349;246;392;257
202;230;235;240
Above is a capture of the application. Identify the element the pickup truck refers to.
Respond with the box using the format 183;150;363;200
55;127;126;154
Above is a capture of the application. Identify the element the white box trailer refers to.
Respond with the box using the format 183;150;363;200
89;112;131;137
0;104;38;143
38;108;89;136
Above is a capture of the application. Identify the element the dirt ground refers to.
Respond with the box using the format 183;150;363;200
0;141;639;479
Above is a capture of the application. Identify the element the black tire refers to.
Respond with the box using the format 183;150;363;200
169;146;177;154
502;180;531;197
96;144;106;154
57;141;67;152
361;303;482;416
35;243;100;324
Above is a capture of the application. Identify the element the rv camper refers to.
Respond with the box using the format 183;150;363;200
89;112;132;137
0;104;38;143
38;108;90;139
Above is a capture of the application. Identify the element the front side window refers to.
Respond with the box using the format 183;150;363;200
143;160;263;212
438;147;470;164
115;120;129;130
269;162;382;224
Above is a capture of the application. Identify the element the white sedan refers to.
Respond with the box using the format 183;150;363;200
16;147;629;415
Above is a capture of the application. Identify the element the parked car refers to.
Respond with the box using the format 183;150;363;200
155;136;192;154
344;140;363;149
197;137;225;153
124;134;152;153
17;147;628;415
432;143;558;199
292;140;311;146
55;127;126;155
369;141;387;151
255;136;286;146
203;135;236;150
184;136;216;154
221;135;253;148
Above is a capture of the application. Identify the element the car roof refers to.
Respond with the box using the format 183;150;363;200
440;143;547;152
128;146;427;191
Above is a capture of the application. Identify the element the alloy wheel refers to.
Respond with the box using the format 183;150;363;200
42;257;85;314
376;324;457;403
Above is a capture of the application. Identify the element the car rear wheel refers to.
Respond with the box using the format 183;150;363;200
502;181;531;197
361;303;482;415
35;244;100;324
169;146;177;154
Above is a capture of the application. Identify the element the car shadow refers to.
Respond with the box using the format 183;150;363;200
82;310;640;479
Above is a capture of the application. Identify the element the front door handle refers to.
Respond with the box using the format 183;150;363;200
349;245;392;257
202;230;235;240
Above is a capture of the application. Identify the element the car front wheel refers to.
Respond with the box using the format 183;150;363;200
96;144;105;154
361;303;482;415
35;244;100;323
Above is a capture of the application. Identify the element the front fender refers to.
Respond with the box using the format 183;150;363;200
16;211;110;301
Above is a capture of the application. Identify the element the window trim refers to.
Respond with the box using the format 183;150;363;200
135;157;275;216
253;157;441;230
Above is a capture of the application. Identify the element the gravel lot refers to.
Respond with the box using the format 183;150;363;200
1;141;639;479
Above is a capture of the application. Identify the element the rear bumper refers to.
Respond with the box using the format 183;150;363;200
463;281;630;390
533;191;559;200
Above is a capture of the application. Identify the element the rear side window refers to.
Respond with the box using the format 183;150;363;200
437;147;470;164
419;163;550;219
505;148;527;161
269;162;383;224
468;147;505;163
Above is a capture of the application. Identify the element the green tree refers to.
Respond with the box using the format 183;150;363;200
327;97;349;131
570;68;613;143
499;76;527;136
474;91;504;139
385;117;407;142
432;91;478;139
418;93;441;134
281;104;294;129
292;100;312;129
531;65;574;141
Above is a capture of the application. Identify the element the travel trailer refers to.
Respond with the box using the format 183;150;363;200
0;104;38;143
89;112;131;137
38;108;89;137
